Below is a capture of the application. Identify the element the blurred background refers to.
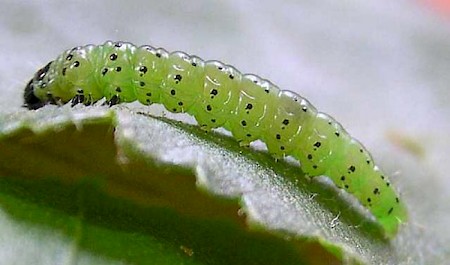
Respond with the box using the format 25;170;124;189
0;0;449;261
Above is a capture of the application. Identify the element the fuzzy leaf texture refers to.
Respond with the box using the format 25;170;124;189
0;105;444;265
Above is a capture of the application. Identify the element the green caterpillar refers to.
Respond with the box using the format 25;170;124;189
24;41;407;238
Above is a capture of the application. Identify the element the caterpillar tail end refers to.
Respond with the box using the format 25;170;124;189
379;202;408;239
23;61;53;110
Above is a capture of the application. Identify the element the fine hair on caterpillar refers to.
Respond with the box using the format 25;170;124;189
24;40;407;238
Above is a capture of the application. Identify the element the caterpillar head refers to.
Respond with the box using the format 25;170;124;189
24;61;53;110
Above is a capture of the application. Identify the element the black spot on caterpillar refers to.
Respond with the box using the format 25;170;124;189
24;41;407;237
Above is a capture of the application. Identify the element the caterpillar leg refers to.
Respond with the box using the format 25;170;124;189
71;94;85;107
238;139;251;148
104;95;120;106
199;124;212;132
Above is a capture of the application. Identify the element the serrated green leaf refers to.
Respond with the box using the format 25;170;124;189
0;105;431;264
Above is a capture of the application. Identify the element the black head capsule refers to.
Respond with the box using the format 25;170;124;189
24;61;53;110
